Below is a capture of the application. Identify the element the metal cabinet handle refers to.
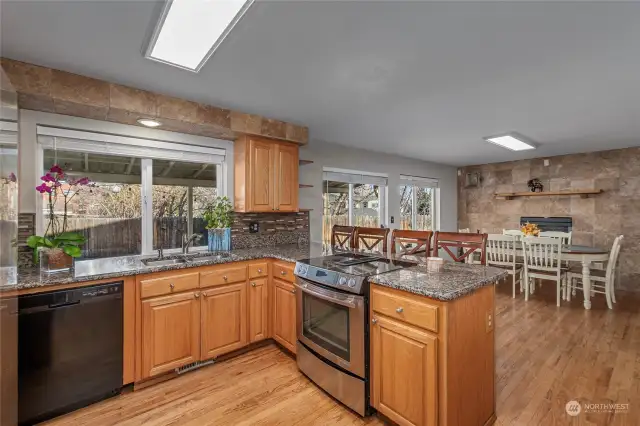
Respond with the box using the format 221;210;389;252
223;276;228;281
251;282;257;287
372;318;378;324
169;283;175;290
291;289;296;294
396;307;404;313
258;268;263;273
281;271;287;276
194;292;200;298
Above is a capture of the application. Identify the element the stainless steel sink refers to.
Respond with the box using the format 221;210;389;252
141;257;188;267
190;253;232;263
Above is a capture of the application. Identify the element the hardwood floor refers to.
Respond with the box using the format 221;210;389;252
43;282;640;426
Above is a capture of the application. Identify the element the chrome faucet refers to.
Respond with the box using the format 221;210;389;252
157;226;167;259
182;233;201;254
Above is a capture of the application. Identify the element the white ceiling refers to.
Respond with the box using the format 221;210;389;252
2;0;639;166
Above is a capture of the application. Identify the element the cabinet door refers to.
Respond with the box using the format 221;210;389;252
141;292;201;379
274;143;299;212
272;279;297;354
248;277;268;343
371;315;437;426
248;138;275;212
201;283;247;359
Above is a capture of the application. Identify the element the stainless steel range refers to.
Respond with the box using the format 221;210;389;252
293;252;415;416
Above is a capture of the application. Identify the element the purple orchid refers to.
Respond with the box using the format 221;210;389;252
36;183;52;194
41;173;55;183
49;164;64;175
8;172;16;183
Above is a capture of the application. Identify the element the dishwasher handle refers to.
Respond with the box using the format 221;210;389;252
48;300;81;309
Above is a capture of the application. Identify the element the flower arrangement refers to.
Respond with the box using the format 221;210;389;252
521;222;540;237
202;196;233;251
27;164;93;268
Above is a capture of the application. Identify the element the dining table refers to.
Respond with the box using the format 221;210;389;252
511;244;610;310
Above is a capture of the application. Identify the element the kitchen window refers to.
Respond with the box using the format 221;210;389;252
36;126;227;258
322;169;387;244
399;175;438;231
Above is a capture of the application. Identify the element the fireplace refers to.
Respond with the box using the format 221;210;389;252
520;217;572;233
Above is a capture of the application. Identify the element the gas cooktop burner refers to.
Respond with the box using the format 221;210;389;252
294;253;416;294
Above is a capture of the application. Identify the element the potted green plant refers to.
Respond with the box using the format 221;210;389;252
26;164;91;272
202;196;233;251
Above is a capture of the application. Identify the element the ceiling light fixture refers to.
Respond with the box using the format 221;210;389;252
483;132;537;151
144;0;254;72
137;118;162;128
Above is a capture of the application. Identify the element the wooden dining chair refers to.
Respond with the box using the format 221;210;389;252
331;225;355;250
566;235;624;309
354;227;390;253
486;234;523;298
521;236;567;306
432;231;488;265
539;231;572;245
390;230;433;256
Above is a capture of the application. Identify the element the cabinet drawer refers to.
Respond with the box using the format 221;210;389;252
371;287;439;333
272;261;295;283
139;272;199;299
200;264;248;288
248;262;268;279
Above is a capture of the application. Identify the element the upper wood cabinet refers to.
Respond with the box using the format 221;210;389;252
140;291;201;379
235;136;299;213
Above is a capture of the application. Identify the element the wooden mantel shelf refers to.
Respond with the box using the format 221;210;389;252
495;189;603;200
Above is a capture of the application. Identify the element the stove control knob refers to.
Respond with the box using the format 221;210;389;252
338;276;347;286
347;278;357;288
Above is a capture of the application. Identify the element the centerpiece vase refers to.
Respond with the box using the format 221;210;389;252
208;228;231;251
39;247;73;273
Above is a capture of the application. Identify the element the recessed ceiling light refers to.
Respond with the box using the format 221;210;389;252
145;0;254;72
483;133;537;151
137;118;162;128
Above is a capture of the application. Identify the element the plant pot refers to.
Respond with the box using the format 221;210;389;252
39;247;73;273
208;228;231;252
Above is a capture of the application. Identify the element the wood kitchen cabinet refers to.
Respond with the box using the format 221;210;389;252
234;135;299;213
369;283;496;426
371;315;437;426
272;278;297;354
201;282;247;359
248;277;268;343
140;291;201;379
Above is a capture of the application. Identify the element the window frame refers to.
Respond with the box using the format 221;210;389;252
29;113;231;256
399;175;439;232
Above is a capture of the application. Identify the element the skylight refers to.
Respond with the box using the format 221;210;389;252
483;133;537;151
145;0;254;72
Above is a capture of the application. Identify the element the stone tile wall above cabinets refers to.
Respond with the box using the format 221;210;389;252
0;58;308;144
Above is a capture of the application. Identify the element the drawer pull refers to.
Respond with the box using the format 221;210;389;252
291;289;296;294
396;307;404;313
169;283;175;290
251;282;256;287
223;275;228;281
194;292;200;299
371;318;378;325
257;268;263;273
280;271;287;276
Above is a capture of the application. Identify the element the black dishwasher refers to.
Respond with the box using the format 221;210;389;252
18;282;123;425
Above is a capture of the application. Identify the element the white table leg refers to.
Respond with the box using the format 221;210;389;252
582;260;592;310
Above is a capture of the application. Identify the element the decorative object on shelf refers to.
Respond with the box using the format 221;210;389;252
464;172;480;188
426;257;445;273
203;196;233;251
26;164;91;273
527;178;544;193
520;222;540;237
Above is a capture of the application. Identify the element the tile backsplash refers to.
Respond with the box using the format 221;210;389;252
231;211;310;249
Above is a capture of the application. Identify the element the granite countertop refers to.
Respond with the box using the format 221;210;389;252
369;261;508;301
8;243;506;300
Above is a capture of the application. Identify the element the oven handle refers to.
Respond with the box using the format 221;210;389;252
295;281;359;309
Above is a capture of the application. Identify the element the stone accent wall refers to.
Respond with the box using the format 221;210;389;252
0;58;308;144
457;147;640;291
231;211;310;249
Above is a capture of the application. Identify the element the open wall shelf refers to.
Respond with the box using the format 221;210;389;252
299;184;314;188
495;189;603;200
299;160;314;165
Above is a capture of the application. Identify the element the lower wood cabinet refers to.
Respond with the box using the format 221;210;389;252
272;278;297;354
140;291;201;379
201;283;247;359
371;315;437;426
248;277;268;343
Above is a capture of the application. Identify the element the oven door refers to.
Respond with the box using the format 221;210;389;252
295;278;365;378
